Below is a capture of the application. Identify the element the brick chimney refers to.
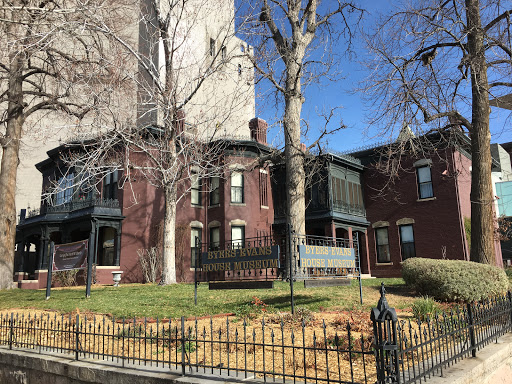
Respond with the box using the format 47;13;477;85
249;117;268;144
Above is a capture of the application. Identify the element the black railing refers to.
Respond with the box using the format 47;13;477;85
331;201;366;216
0;312;375;384
1;286;512;384
372;284;512;384
23;198;120;220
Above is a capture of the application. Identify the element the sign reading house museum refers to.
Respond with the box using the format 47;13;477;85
201;245;280;272
298;244;355;269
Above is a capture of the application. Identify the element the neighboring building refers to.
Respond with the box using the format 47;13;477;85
12;0;255;217
493;142;512;265
14;118;274;288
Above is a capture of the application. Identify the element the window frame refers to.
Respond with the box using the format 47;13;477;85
103;170;118;200
231;225;245;249
191;227;202;268
56;173;75;205
416;166;434;199
191;172;201;206
209;226;220;251
209;176;220;206
230;171;244;203
399;224;416;260
209;38;215;57
375;227;391;263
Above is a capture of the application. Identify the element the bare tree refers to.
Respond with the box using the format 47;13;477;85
241;1;364;241
0;0;127;289
363;0;512;265
62;0;256;284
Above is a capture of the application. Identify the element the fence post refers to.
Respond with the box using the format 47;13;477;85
9;313;13;350
508;291;512;331
180;316;186;376
75;314;80;360
467;303;477;357
371;283;400;384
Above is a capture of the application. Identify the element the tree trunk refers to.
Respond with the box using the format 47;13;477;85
283;57;305;276
284;94;306;238
161;182;177;284
466;0;496;264
0;57;24;289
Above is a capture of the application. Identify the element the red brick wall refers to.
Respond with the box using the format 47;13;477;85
364;148;470;277
116;151;274;283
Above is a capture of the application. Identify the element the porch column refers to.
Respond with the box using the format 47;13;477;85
348;226;353;248
19;240;27;272
94;220;99;265
37;236;44;270
114;224;121;266
37;227;47;270
331;220;336;239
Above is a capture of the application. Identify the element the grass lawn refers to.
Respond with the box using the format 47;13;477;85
0;278;415;319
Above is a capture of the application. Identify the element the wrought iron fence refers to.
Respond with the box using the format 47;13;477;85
1;285;512;384
372;284;512;384
0;312;375;384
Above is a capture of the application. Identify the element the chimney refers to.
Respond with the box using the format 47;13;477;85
249;117;268;144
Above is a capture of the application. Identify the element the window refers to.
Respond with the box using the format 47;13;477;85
191;227;202;268
221;46;226;60
231;225;245;249
191;172;201;205
375;227;391;263
238;64;242;76
417;166;433;199
210;227;220;251
103;170;118;200
210;176;220;206
231;171;244;203
55;173;74;205
399;225;416;260
209;38;215;57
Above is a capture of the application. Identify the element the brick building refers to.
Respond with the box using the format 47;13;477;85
14;118;274;288
350;129;503;277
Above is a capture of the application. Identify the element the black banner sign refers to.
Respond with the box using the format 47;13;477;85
201;245;280;272
53;240;88;271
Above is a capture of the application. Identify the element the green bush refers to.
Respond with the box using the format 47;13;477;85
411;296;441;321
402;258;509;302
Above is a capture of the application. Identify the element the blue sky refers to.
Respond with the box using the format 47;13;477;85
249;1;512;153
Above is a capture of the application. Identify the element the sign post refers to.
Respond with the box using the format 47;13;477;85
45;242;55;300
86;230;94;298
288;224;295;315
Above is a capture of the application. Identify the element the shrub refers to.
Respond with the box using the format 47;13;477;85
402;258;509;302
137;247;162;283
411;296;441;321
52;269;79;287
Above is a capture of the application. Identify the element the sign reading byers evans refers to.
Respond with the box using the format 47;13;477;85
298;244;355;268
201;245;280;272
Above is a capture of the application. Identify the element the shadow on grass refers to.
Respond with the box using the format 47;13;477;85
232;294;327;311
366;282;415;298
